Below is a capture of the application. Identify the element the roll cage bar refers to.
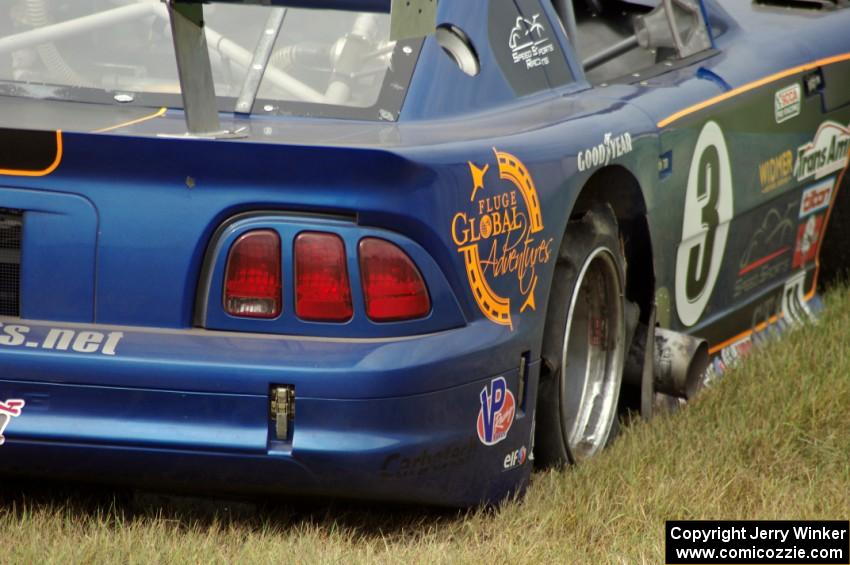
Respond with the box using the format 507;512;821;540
552;0;713;72
168;0;436;136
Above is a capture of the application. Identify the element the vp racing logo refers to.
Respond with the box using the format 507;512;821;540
452;149;554;329
477;377;515;446
0;399;24;446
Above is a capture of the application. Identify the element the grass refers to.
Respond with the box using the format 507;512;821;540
2;287;849;564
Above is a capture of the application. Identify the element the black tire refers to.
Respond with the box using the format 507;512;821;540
534;203;627;467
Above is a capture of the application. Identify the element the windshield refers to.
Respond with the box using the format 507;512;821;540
0;1;421;120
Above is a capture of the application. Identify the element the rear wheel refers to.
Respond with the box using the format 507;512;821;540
535;203;626;466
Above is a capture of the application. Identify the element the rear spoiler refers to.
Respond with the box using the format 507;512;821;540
169;0;437;136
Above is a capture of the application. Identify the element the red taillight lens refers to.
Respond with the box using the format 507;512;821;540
224;230;282;318
359;238;430;322
294;232;353;322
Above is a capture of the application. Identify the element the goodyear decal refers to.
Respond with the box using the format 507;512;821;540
0;399;24;446
451;149;554;329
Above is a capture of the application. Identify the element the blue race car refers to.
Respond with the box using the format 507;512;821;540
1;0;849;506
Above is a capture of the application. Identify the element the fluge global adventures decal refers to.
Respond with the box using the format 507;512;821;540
451;149;554;329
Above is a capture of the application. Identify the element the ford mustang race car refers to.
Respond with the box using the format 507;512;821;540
0;0;848;506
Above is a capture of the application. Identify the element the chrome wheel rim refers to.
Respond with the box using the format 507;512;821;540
560;246;625;462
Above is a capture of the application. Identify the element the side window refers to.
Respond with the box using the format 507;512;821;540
489;0;573;97
553;0;713;84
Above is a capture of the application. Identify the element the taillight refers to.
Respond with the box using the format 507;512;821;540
224;230;282;318
294;232;353;322
359;238;430;322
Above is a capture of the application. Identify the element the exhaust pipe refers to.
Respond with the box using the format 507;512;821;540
653;328;709;400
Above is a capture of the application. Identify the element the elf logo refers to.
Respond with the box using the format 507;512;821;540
503;445;527;471
476;377;516;446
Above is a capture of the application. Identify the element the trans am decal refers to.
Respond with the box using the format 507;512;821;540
0;399;24;446
477;376;515;446
675;121;734;326
795;121;850;182
452;149;553;329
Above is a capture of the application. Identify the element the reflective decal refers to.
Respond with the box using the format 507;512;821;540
675;121;734;327
0;399;24;446
452;149;554;329
477;376;515;446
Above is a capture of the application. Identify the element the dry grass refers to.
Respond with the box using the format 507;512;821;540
2;288;849;564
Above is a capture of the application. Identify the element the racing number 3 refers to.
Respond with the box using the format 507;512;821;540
675;121;734;327
686;145;721;299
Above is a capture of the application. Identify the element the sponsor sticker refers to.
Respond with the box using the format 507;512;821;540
775;83;801;124
503;445;527;471
577;132;634;173
799;178;833;218
452;150;554;329
477;376;515;446
794;121;850;181
0;322;123;356
720;336;753;371
380;439;477;479
734;203;795;298
793;214;824;269
0;399;25;446
782;271;814;327
758;150;793;193
508;14;554;70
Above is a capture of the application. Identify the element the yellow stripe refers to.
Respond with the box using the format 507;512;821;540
0;130;62;177
94;107;167;133
658;52;850;129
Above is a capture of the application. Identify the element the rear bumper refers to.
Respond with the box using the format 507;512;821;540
0;317;538;506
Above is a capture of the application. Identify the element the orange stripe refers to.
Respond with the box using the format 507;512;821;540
0;130;63;177
94;107;167;133
658;51;850;128
806;145;850;301
709;312;782;355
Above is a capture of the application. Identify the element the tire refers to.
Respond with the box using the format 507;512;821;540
534;203;627;467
